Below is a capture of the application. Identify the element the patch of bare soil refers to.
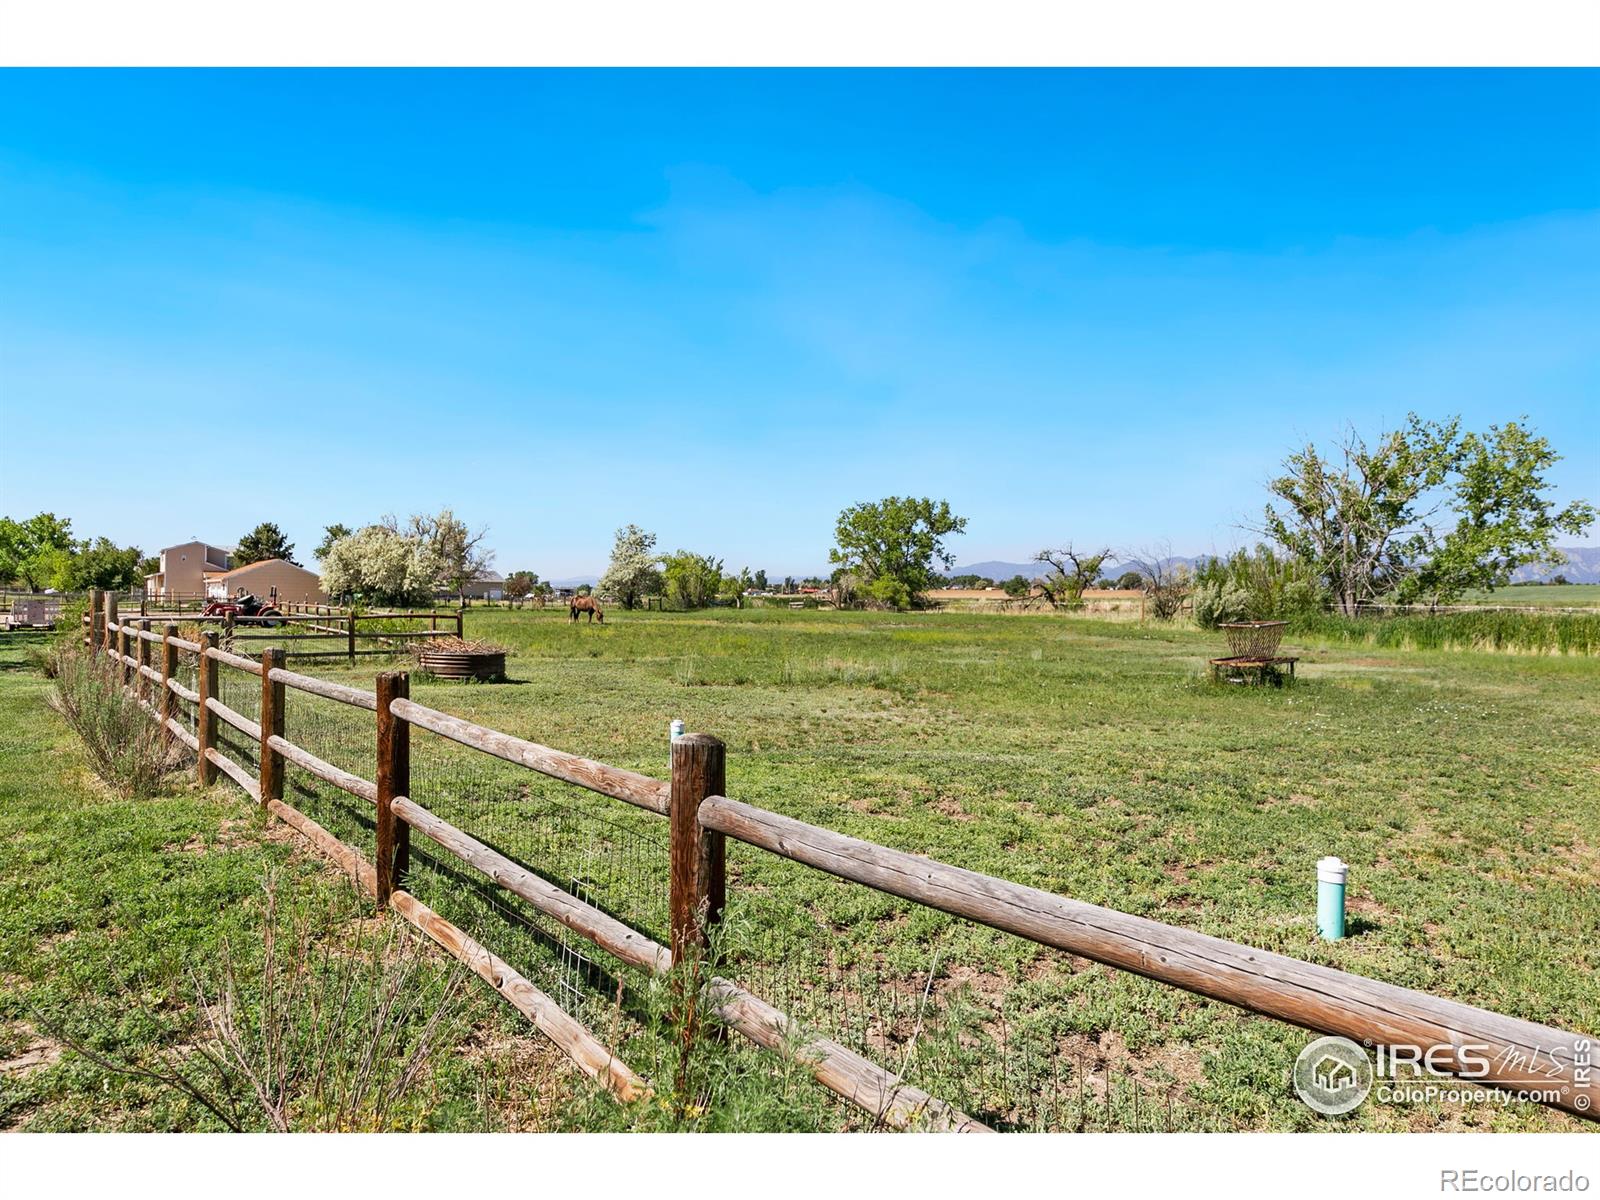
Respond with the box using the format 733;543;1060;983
933;796;974;821
0;1031;62;1079
165;817;254;855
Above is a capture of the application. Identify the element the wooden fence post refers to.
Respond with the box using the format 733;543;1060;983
347;613;356;664
88;588;104;652
455;609;463;639
103;592;116;663
375;671;411;909
669;732;726;1103
105;593;126;686
197;632;217;786
259;648;286;810
160;623;178;739
223;611;234;653
137;619;152;703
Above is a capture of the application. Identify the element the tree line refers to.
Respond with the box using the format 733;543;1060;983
7;413;1589;617
590;412;1592;616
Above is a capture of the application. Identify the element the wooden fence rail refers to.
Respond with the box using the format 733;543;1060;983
77;586;1598;1129
121;605;464;663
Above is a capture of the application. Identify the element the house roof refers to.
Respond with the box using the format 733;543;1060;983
207;558;319;581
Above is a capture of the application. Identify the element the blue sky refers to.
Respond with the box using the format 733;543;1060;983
1;69;1596;577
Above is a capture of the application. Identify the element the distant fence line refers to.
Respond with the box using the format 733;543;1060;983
1345;601;1599;616
76;586;1597;1129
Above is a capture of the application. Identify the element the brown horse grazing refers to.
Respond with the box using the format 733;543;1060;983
569;595;604;624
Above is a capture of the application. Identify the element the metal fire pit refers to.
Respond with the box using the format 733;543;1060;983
417;648;507;681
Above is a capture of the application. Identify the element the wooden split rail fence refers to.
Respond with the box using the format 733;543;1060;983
127;599;463;663
79;587;1597;1129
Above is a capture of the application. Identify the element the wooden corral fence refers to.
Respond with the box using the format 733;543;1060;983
80;588;1597;1129
129;599;464;663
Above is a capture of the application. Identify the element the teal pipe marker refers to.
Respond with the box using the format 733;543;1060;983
1317;856;1348;940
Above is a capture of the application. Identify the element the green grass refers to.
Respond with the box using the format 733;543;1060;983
1291;608;1600;654
0;631;596;1131
5;608;1598;1132
417;606;1595;1131
1457;584;1600;608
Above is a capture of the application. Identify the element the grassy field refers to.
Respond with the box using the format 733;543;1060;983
1457;585;1600;608
0;631;601;1132
4;607;1598;1131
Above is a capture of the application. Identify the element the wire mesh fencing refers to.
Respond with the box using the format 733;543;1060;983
716;847;1220;1132
212;659;262;778
400;729;669;1044
118;636;1223;1132
168;638;202;745
277;684;380;850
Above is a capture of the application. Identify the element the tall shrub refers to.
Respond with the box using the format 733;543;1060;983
49;644;181;797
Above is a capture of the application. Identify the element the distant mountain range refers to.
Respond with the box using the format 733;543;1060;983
950;557;1204;582
951;548;1600;585
1509;547;1600;584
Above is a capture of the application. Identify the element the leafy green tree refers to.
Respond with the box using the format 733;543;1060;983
234;522;298;567
660;550;724;609
504;570;538;600
1114;571;1144;590
753;569;768;592
829;497;967;609
138;554;160;578
599;525;661;610
863;575;911;609
1264;415;1595;613
1404;422;1597;604
718;567;754;607
0;512;76;591
1001;574;1031;599
58;538;145;591
1033;545;1111;609
314;524;352;561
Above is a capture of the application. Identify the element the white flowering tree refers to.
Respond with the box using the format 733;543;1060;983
320;526;441;607
598;524;661;610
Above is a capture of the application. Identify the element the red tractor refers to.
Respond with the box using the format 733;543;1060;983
201;589;286;627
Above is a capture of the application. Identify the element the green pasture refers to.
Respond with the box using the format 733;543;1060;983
2;605;1596;1131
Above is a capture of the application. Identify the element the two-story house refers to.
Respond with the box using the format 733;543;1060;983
145;540;233;600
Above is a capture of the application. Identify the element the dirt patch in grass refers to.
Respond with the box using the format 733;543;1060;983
0;1029;62;1079
933;796;974;821
165;817;254;856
